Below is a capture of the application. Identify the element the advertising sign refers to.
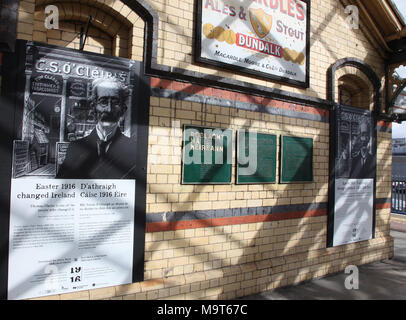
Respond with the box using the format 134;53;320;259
2;41;150;299
196;0;310;87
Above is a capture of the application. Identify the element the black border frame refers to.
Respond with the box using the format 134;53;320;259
0;40;150;299
194;0;311;89
326;57;381;248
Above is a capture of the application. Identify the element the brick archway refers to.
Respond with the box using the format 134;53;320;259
335;66;375;110
327;57;382;115
9;0;156;62
33;1;134;58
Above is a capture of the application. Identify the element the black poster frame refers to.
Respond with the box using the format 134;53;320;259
0;40;150;299
327;104;377;248
194;0;311;88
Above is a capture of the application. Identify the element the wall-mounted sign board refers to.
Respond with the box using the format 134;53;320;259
195;0;310;87
280;135;313;183
327;105;376;247
1;41;151;300
236;130;277;184
182;125;232;184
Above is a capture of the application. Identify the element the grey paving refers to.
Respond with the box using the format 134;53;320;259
238;229;406;300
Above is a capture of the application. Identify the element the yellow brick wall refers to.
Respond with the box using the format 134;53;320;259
376;130;392;238
147;97;329;215
13;0;395;300
32;216;393;300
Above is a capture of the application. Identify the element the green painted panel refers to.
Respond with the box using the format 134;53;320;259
182;125;232;184
237;131;276;184
280;136;313;183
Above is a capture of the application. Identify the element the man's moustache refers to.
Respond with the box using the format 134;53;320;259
98;112;120;122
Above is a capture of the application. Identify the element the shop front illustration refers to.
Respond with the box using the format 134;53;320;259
12;43;133;179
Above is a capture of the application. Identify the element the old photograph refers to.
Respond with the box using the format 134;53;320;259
12;43;136;180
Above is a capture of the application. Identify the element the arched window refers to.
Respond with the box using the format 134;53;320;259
328;58;381;114
32;0;145;60
337;72;373;110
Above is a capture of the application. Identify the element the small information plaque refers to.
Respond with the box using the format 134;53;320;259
280;136;313;183
237;130;276;184
182;125;232;184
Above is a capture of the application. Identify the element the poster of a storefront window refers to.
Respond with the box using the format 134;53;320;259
195;0;310;87
2;41;149;299
328;105;376;247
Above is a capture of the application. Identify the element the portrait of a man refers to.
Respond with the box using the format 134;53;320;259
56;77;136;179
350;119;375;179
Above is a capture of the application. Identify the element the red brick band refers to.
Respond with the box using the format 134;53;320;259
146;201;391;232
146;208;327;232
150;77;329;118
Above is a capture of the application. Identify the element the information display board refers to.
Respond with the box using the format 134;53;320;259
280;135;313;183
236;130;276;184
8;179;135;300
327;105;376;247
195;0;310;87
1;41;150;300
182;125;232;184
332;178;374;246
